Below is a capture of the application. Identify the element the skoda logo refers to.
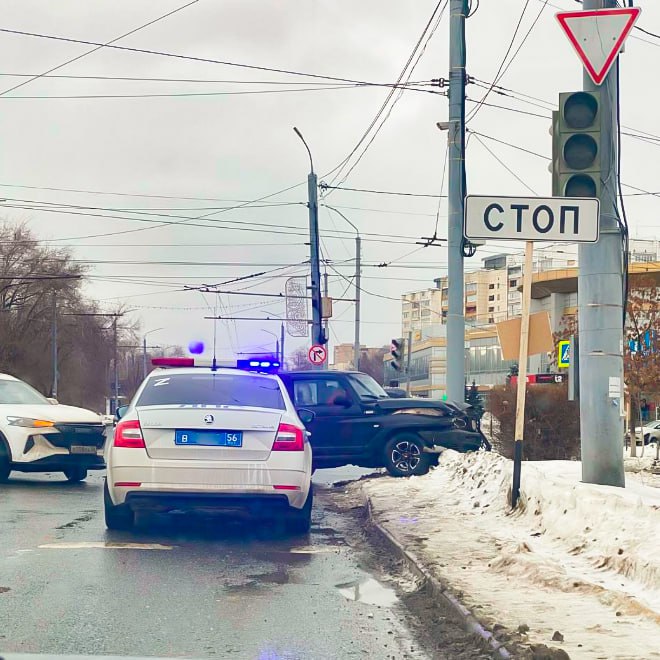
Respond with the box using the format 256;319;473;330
203;414;214;424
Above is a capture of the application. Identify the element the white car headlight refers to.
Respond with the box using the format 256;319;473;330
6;416;56;428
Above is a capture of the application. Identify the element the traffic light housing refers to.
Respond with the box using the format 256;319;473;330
552;91;602;199
391;338;405;371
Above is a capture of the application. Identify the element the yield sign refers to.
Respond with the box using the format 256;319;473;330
556;7;641;85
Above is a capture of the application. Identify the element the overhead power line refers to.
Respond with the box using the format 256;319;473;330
0;0;201;97
0;26;441;91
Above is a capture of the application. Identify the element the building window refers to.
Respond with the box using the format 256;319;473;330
488;295;495;301
509;279;518;287
488;283;495;290
488;317;494;324
488;306;494;312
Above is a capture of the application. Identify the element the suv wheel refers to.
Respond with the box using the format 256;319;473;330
285;484;313;535
104;480;135;531
64;467;88;483
384;434;431;477
0;451;10;483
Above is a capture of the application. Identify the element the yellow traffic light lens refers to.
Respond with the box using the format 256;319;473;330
565;174;597;198
563;92;598;129
563;134;598;170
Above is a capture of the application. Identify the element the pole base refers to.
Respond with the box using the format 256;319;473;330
511;440;523;509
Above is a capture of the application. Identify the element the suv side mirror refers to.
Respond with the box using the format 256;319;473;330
115;405;129;421
298;408;315;425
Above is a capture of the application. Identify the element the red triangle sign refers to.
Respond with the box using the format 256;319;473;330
556;7;641;85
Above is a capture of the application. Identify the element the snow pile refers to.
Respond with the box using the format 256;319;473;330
440;452;660;614
361;451;660;658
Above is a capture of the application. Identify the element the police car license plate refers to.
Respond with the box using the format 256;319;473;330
174;430;243;447
70;445;97;454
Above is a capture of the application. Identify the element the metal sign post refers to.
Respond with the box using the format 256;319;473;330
511;241;534;509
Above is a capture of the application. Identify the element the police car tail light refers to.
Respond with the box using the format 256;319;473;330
114;420;145;449
272;423;304;451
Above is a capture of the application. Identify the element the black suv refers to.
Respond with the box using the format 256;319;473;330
279;370;487;477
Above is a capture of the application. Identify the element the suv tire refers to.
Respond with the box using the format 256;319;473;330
64;467;88;483
104;480;135;530
0;452;10;483
384;434;431;477
285;484;313;534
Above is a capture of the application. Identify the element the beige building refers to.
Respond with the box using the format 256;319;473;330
402;251;577;336
331;343;385;371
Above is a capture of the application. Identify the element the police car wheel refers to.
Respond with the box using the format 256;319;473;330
104;480;135;531
384;435;430;477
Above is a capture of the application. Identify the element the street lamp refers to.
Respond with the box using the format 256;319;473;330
323;205;361;372
143;328;164;379
293;127;325;349
261;329;280;362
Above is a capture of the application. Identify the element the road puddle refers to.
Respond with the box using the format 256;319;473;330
335;577;398;607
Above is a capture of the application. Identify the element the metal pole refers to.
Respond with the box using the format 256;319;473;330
294;127;324;349
323;270;329;348
511;241;534;508
113;317;119;413
51;293;58;399
405;330;413;395
354;235;362;372
578;0;625;487
446;0;468;402
280;322;285;366
142;335;148;381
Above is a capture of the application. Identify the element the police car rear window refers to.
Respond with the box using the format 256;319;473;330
137;373;285;410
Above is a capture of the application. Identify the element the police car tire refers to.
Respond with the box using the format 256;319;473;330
104;480;135;531
285;484;313;534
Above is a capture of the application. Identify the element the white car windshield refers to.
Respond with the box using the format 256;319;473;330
136;372;286;410
0;379;51;405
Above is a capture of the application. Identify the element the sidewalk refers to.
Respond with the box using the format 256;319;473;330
356;451;660;660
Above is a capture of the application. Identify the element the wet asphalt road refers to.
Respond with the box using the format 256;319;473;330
0;468;431;660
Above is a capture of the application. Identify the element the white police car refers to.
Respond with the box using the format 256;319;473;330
104;357;313;533
0;373;106;483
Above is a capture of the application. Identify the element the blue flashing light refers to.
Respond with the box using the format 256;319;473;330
237;357;281;374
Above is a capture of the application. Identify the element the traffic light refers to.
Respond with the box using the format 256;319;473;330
552;91;602;199
391;338;404;371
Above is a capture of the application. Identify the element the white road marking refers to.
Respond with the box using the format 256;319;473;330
38;541;174;550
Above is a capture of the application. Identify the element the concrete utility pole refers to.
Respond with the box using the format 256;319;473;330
578;0;625;487
446;0;468;402
280;322;285;366
113;317;119;412
142;327;164;380
294;127;324;351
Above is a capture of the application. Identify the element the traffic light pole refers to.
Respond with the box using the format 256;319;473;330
446;0;468;403
578;0;625;487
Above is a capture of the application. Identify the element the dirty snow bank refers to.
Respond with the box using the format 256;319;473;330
360;451;660;659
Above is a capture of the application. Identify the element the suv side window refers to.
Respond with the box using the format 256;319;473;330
293;379;350;407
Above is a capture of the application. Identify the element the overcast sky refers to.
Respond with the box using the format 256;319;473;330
0;0;657;361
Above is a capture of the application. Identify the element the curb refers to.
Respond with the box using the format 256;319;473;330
365;495;513;660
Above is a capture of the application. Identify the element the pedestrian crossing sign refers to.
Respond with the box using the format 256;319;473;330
558;340;570;368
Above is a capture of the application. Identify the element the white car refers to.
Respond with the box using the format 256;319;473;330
104;363;313;533
0;373;106;483
631;420;660;446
